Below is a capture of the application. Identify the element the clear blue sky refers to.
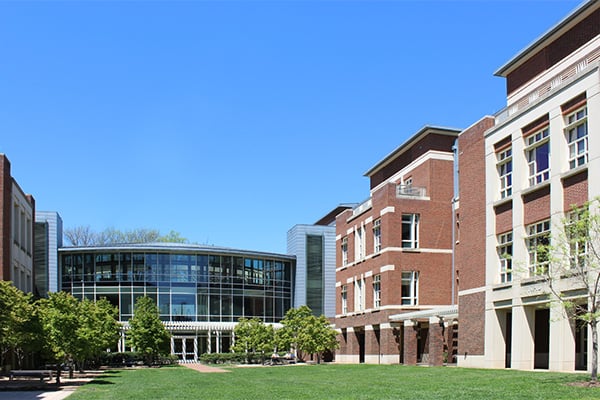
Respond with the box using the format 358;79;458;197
0;0;581;254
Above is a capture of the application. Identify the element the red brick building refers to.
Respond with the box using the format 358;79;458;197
334;126;459;365
0;154;35;293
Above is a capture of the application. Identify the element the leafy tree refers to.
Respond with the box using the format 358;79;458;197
232;317;274;363
36;292;84;379
127;296;171;365
275;305;313;359
542;198;600;382
76;298;121;370
297;315;339;364
0;281;38;370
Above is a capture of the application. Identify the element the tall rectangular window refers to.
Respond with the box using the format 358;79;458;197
565;106;588;169
567;209;588;270
497;147;512;199
497;232;513;283
373;219;381;253
355;225;365;261
354;277;365;311
402;214;419;248
373;274;381;308
401;271;418;305
341;237;348;266
306;235;324;316
525;128;550;186
341;285;348;314
526;220;550;277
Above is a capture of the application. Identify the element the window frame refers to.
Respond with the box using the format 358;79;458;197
497;232;513;283
525;127;550;187
526;220;551;277
373;274;381;308
341;237;348;266
497;147;513;199
373;219;382;253
565;106;588;170
401;214;419;249
401;271;418;306
341;284;348;314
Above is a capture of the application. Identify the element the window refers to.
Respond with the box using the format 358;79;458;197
355;225;365;261
567;209;588;270
497;232;513;283
341;237;348;266
373;219;381;253
341;285;348;314
402;214;419;248
354;277;365;311
497;147;512;199
401;271;418;305
526;220;550;276
565;106;588;169
525;128;550;186
373;274;381;308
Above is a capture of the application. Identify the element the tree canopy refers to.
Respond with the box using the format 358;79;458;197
127;296;171;365
64;226;187;246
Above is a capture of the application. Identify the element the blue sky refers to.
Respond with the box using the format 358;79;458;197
0;0;581;254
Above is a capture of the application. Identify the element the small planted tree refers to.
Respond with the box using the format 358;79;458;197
542;198;600;383
232;317;274;363
127;296;171;365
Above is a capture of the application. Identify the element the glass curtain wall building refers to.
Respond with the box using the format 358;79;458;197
59;243;295;362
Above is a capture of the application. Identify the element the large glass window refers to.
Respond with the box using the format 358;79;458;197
526;220;550;277
401;271;418;305
497;232;513;283
355;226;365;261
306;235;324;316
402;214;419;248
526;128;550;186
497;147;512;199
565;106;588;169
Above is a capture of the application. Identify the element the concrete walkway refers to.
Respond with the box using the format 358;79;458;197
0;387;78;400
181;363;230;373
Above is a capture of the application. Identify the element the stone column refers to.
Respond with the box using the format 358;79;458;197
365;325;380;364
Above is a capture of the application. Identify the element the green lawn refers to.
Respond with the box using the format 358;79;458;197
67;364;600;400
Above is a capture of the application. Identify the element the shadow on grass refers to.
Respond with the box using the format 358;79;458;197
85;379;115;386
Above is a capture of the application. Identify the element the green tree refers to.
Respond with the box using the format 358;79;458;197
232;317;274;363
76;298;120;370
276;306;338;363
0;281;38;371
127;296;171;365
37;292;83;379
543;198;600;382
297;315;339;364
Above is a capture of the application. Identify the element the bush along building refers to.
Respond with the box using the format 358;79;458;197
334;126;460;365
457;0;600;373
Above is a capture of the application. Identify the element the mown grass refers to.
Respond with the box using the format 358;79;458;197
67;364;600;400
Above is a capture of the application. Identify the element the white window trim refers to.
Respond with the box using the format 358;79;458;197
497;232;513;283
525;128;550;187
565;106;588;170
526;220;551;277
497;147;512;199
402;214;419;249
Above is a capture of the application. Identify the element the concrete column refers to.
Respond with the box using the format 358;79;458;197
549;305;575;372
429;317;445;366
511;305;535;370
403;320;418;365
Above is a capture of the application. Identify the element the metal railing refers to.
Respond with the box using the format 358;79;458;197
397;184;426;197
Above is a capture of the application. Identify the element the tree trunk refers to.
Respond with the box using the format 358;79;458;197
591;321;598;382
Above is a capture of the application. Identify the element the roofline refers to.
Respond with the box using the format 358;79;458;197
363;125;461;177
313;204;358;226
494;0;596;77
58;243;296;260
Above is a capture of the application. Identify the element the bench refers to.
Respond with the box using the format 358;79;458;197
9;370;53;382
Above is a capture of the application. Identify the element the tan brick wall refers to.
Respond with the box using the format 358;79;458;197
458;291;485;356
563;170;588;211
523;186;551;225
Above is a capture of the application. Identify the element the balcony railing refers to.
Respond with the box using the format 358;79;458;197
397;184;426;197
351;198;372;218
495;46;600;125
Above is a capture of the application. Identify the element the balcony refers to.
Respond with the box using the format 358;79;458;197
350;198;372;219
397;184;426;198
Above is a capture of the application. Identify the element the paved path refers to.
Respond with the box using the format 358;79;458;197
182;363;230;373
0;386;77;400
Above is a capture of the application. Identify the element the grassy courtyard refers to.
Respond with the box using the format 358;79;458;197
67;364;600;400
